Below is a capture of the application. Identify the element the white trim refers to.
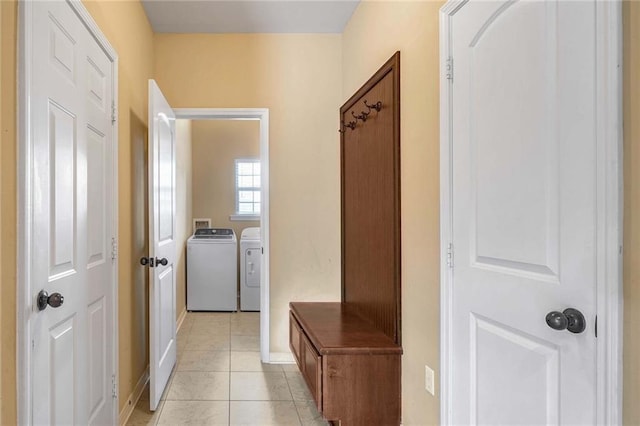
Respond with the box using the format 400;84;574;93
268;352;295;364
192;217;211;232
176;308;188;332
595;1;624;424
439;3;465;424
118;310;187;426
118;366;150;426
174;108;272;363
438;1;623;424
234;157;261;216
17;0;120;424
229;214;260;222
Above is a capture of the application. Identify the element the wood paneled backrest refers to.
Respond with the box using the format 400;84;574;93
340;52;401;345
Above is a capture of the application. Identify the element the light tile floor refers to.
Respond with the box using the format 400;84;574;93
126;312;328;426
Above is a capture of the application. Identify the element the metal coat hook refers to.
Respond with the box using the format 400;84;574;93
352;110;369;122
339;120;357;133
364;100;382;113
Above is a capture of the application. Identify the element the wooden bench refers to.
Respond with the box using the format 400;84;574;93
289;302;402;425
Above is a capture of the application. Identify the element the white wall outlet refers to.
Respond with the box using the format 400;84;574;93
425;365;435;396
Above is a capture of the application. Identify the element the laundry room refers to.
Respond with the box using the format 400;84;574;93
175;118;262;315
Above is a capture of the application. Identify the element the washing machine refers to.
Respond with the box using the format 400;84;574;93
187;228;237;311
240;227;261;311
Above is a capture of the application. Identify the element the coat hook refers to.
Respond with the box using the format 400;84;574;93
352;110;369;122
345;120;357;130
364;100;382;112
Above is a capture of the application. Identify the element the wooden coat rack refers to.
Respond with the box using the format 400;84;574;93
290;52;402;426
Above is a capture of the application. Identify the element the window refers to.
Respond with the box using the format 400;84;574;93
235;159;261;215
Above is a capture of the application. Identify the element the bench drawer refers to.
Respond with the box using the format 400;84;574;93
289;312;303;369
302;334;322;410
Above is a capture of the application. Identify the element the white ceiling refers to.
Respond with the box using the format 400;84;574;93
141;0;361;33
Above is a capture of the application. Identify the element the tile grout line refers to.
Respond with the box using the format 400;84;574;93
284;369;304;426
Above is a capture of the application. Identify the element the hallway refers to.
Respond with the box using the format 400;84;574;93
126;312;327;425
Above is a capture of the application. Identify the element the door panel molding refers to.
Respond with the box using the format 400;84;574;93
18;0;119;424
439;0;622;424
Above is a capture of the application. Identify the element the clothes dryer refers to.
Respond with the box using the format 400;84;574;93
240;227;261;311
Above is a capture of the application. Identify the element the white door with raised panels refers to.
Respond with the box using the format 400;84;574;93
447;1;612;424
28;1;116;424
148;80;177;410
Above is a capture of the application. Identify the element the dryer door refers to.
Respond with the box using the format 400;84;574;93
245;248;261;288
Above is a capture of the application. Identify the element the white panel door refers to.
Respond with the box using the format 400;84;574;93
29;1;116;424
450;1;598;424
148;80;177;410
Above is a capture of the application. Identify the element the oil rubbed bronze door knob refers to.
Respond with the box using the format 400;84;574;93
37;290;64;311
545;308;586;334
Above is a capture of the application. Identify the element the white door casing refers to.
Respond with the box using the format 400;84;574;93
440;0;622;425
20;0;119;424
173;108;271;363
148;80;178;410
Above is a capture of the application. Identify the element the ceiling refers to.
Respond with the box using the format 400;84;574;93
141;0;361;33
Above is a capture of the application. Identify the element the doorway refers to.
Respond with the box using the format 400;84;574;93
174;109;271;363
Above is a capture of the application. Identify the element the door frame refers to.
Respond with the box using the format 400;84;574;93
439;1;623;424
173;108;272;363
16;0;120;423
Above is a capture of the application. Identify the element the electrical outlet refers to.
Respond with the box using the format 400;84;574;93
425;365;435;396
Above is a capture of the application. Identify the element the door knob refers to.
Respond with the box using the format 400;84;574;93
140;257;167;267
37;290;64;311
545;308;586;334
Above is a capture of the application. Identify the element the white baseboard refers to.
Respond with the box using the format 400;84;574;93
118;366;150;426
176;308;187;332
268;352;295;364
117;310;185;425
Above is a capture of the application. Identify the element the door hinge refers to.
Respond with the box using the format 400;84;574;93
111;237;118;261
447;243;454;268
446;57;454;82
112;374;117;398
595;315;598;338
111;101;117;125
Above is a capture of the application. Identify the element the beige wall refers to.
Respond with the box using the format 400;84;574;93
342;2;443;424
176;120;193;320
191;120;260;239
0;1;17;423
81;1;155;412
154;34;343;356
624;2;640;424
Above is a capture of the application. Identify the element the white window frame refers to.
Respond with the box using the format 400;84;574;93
233;158;261;220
